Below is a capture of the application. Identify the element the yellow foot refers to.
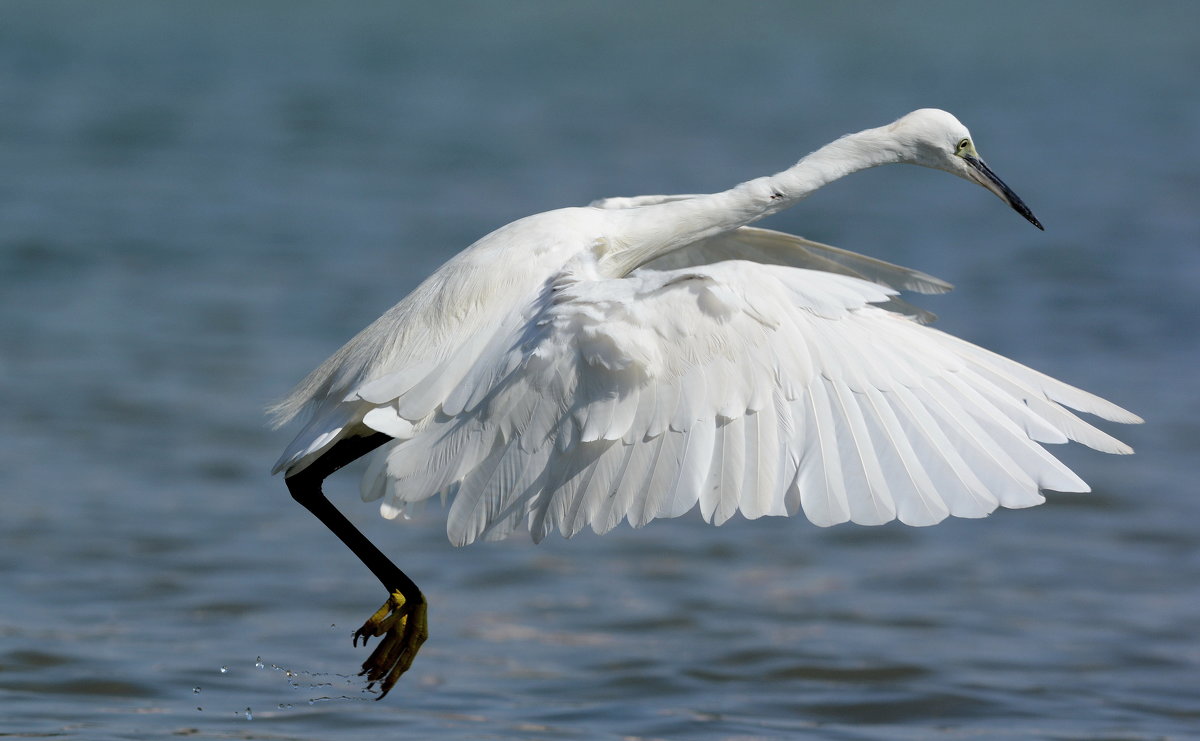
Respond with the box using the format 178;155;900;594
352;585;429;695
352;589;428;698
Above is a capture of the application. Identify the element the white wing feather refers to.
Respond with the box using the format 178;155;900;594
594;193;951;319
355;259;1137;545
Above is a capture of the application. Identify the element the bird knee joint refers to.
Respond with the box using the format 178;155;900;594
285;471;323;505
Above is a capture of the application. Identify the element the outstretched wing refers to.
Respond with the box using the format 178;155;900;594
644;226;952;323
593;193;951;322
357;260;1139;547
647;227;951;293
591;194;952;293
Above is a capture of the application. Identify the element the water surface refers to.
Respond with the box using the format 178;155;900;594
1;2;1197;739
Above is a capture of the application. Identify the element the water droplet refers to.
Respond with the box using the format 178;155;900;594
244;707;253;721
255;657;264;669
278;703;293;710
192;686;201;694
219;666;228;674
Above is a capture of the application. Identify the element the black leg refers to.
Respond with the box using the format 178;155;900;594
284;431;429;698
285;432;416;594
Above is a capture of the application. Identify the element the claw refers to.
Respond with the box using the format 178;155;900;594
353;595;400;648
353;590;428;698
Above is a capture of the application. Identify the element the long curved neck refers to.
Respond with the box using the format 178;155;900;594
600;124;903;276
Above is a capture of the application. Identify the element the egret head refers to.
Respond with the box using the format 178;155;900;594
890;109;1043;230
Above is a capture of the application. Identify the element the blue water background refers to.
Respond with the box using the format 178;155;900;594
1;2;1197;738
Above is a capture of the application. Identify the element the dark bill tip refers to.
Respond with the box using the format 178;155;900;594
1012;198;1044;231
1011;197;1044;231
964;155;1044;230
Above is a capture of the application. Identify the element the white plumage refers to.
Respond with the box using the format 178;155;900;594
273;108;1140;548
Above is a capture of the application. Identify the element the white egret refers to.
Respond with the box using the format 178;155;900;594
272;109;1140;697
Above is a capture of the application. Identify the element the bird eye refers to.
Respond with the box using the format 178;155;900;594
956;138;971;154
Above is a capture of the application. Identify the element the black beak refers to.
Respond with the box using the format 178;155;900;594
963;154;1044;230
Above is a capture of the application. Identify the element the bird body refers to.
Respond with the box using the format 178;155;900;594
271;207;605;470
275;109;1137;547
274;109;1139;695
